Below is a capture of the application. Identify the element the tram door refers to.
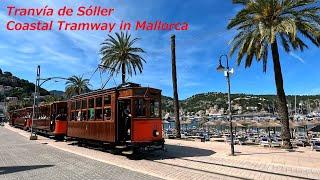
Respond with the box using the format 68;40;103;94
117;99;132;142
50;104;56;132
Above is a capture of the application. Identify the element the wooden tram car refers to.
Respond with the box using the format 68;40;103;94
67;83;164;150
31;101;68;138
10;107;32;130
9;83;164;152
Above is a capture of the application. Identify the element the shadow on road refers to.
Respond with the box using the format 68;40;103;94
67;141;216;160
0;165;54;175
145;144;215;160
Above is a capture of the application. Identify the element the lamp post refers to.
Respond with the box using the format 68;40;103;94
30;65;67;140
217;55;235;156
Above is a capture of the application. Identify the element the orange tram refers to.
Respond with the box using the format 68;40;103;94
9;83;164;153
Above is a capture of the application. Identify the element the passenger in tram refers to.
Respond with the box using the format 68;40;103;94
77;111;81;121
124;104;131;140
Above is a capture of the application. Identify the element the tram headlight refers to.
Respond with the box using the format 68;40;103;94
127;129;131;135
153;130;160;137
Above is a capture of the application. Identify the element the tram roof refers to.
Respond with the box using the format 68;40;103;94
70;82;161;99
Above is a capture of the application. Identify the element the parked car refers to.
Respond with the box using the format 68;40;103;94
270;138;281;148
311;141;320;151
294;137;308;147
259;137;270;147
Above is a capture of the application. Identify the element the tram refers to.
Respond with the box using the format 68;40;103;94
67;83;164;151
12;108;28;129
32;101;68;138
9;83;164;153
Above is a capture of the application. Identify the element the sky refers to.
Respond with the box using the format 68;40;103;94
0;0;319;99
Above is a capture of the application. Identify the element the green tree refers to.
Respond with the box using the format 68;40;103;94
228;0;320;149
65;75;90;98
100;32;145;84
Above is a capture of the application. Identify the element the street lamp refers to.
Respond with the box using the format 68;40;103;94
217;54;235;156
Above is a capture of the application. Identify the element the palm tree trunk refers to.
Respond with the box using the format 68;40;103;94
271;40;292;149
122;63;126;84
171;35;181;138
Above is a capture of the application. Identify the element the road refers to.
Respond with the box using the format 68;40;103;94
2;125;320;180
0;127;160;180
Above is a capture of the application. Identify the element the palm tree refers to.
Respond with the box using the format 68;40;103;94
100;32;145;84
228;0;320;149
65;75;90;98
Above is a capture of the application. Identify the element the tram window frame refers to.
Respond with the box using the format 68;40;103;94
94;96;103;121
89;98;94;108
71;112;75;121
95;109;103;120
80;98;88;121
134;98;147;117
96;97;102;108
150;99;160;118
103;107;112;120
103;94;112;120
71;101;76;110
76;100;81;110
70;100;80;121
86;97;95;121
82;99;87;110
81;110;87;121
56;104;68;121
88;108;95;121
104;95;111;106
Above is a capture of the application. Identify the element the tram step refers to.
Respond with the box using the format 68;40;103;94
115;145;127;149
122;150;134;155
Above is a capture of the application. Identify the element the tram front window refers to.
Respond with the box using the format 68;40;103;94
135;99;146;117
150;99;160;118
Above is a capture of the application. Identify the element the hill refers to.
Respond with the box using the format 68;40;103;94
0;69;49;100
162;92;320;115
49;90;65;96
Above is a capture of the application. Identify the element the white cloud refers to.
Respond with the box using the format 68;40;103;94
289;52;305;64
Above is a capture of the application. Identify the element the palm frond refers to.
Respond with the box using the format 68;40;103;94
228;0;320;71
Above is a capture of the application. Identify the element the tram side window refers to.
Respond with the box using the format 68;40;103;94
103;95;112;120
82;99;87;109
87;110;94;121
76;100;81;110
150;100;160;118
87;98;95;120
70;112;76;121
89;98;94;108
135;99;146;117
71;102;76;110
96;97;102;107
95;109;103;119
104;108;112;120
81;111;87;121
57;107;67;121
95;96;103;120
104;95;111;105
81;99;88;121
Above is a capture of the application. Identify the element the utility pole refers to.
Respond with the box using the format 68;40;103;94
30;65;40;140
29;65;67;140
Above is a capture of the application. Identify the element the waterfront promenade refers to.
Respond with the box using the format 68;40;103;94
2;124;320;180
